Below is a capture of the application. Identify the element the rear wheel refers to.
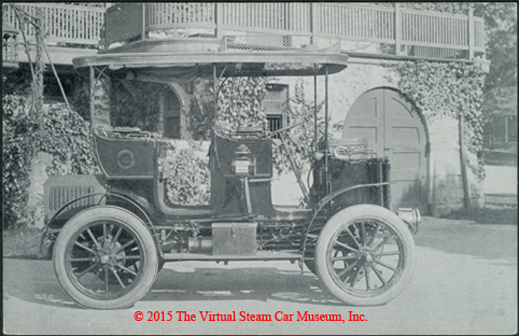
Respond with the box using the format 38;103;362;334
315;204;415;306
53;206;158;309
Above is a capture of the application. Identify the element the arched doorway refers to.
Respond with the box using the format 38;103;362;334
342;87;429;213
162;88;181;139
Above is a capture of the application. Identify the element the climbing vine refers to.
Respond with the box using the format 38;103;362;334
272;80;324;174
387;61;486;179
188;77;320;174
159;140;211;206
188;77;268;140
2;95;99;228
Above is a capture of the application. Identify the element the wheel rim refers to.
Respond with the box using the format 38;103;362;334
64;220;146;300
326;218;407;297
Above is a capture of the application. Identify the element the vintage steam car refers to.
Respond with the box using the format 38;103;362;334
41;49;419;309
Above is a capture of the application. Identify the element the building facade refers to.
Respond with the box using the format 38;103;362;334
3;2;490;216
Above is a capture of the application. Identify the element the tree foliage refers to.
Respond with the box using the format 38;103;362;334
475;2;517;115
401;2;474;14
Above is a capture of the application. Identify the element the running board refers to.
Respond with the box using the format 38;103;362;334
162;251;301;262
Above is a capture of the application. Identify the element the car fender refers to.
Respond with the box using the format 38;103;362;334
40;192;157;259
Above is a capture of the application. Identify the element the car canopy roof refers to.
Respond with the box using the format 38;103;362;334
73;50;349;83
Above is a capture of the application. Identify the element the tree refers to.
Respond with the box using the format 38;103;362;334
475;3;518;115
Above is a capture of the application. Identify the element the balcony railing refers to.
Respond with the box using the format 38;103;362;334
2;3;105;46
104;3;485;60
2;24;19;69
3;2;486;63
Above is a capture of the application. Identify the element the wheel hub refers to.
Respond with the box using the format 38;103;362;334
94;238;124;266
100;254;110;264
364;253;373;263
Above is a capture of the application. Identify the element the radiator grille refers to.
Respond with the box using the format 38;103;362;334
48;185;97;211
44;175;106;219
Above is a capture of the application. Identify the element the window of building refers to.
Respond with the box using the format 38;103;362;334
263;83;289;134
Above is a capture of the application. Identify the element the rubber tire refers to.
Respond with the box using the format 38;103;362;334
315;204;416;306
54;206;158;309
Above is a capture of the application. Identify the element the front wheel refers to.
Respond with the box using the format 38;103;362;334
53;206;158;309
315;204;416;306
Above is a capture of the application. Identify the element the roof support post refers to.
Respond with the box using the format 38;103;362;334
324;65;330;194
90;66;95;131
141;3;146;41
213;63;218;125
314;66;318;151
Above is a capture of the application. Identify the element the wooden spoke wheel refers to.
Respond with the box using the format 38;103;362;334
315;204;416;306
53;206;158;309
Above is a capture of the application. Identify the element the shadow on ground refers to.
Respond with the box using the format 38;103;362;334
148;266;341;305
3;259;342;310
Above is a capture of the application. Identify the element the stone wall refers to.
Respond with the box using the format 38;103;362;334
268;60;484;215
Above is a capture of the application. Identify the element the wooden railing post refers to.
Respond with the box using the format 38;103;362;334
215;2;222;39
468;8;475;60
312;3;320;39
310;2;315;44
141;3;146;41
395;3;403;55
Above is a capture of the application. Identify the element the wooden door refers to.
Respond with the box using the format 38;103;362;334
342;88;428;213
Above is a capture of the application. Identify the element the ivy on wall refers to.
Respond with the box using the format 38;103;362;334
2;74;322;224
188;77;321;174
159;140;211;206
163;76;323;205
2;95;99;228
387;61;487;179
188;77;269;140
216;77;268;132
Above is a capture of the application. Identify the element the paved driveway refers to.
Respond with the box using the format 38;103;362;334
3;217;517;334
